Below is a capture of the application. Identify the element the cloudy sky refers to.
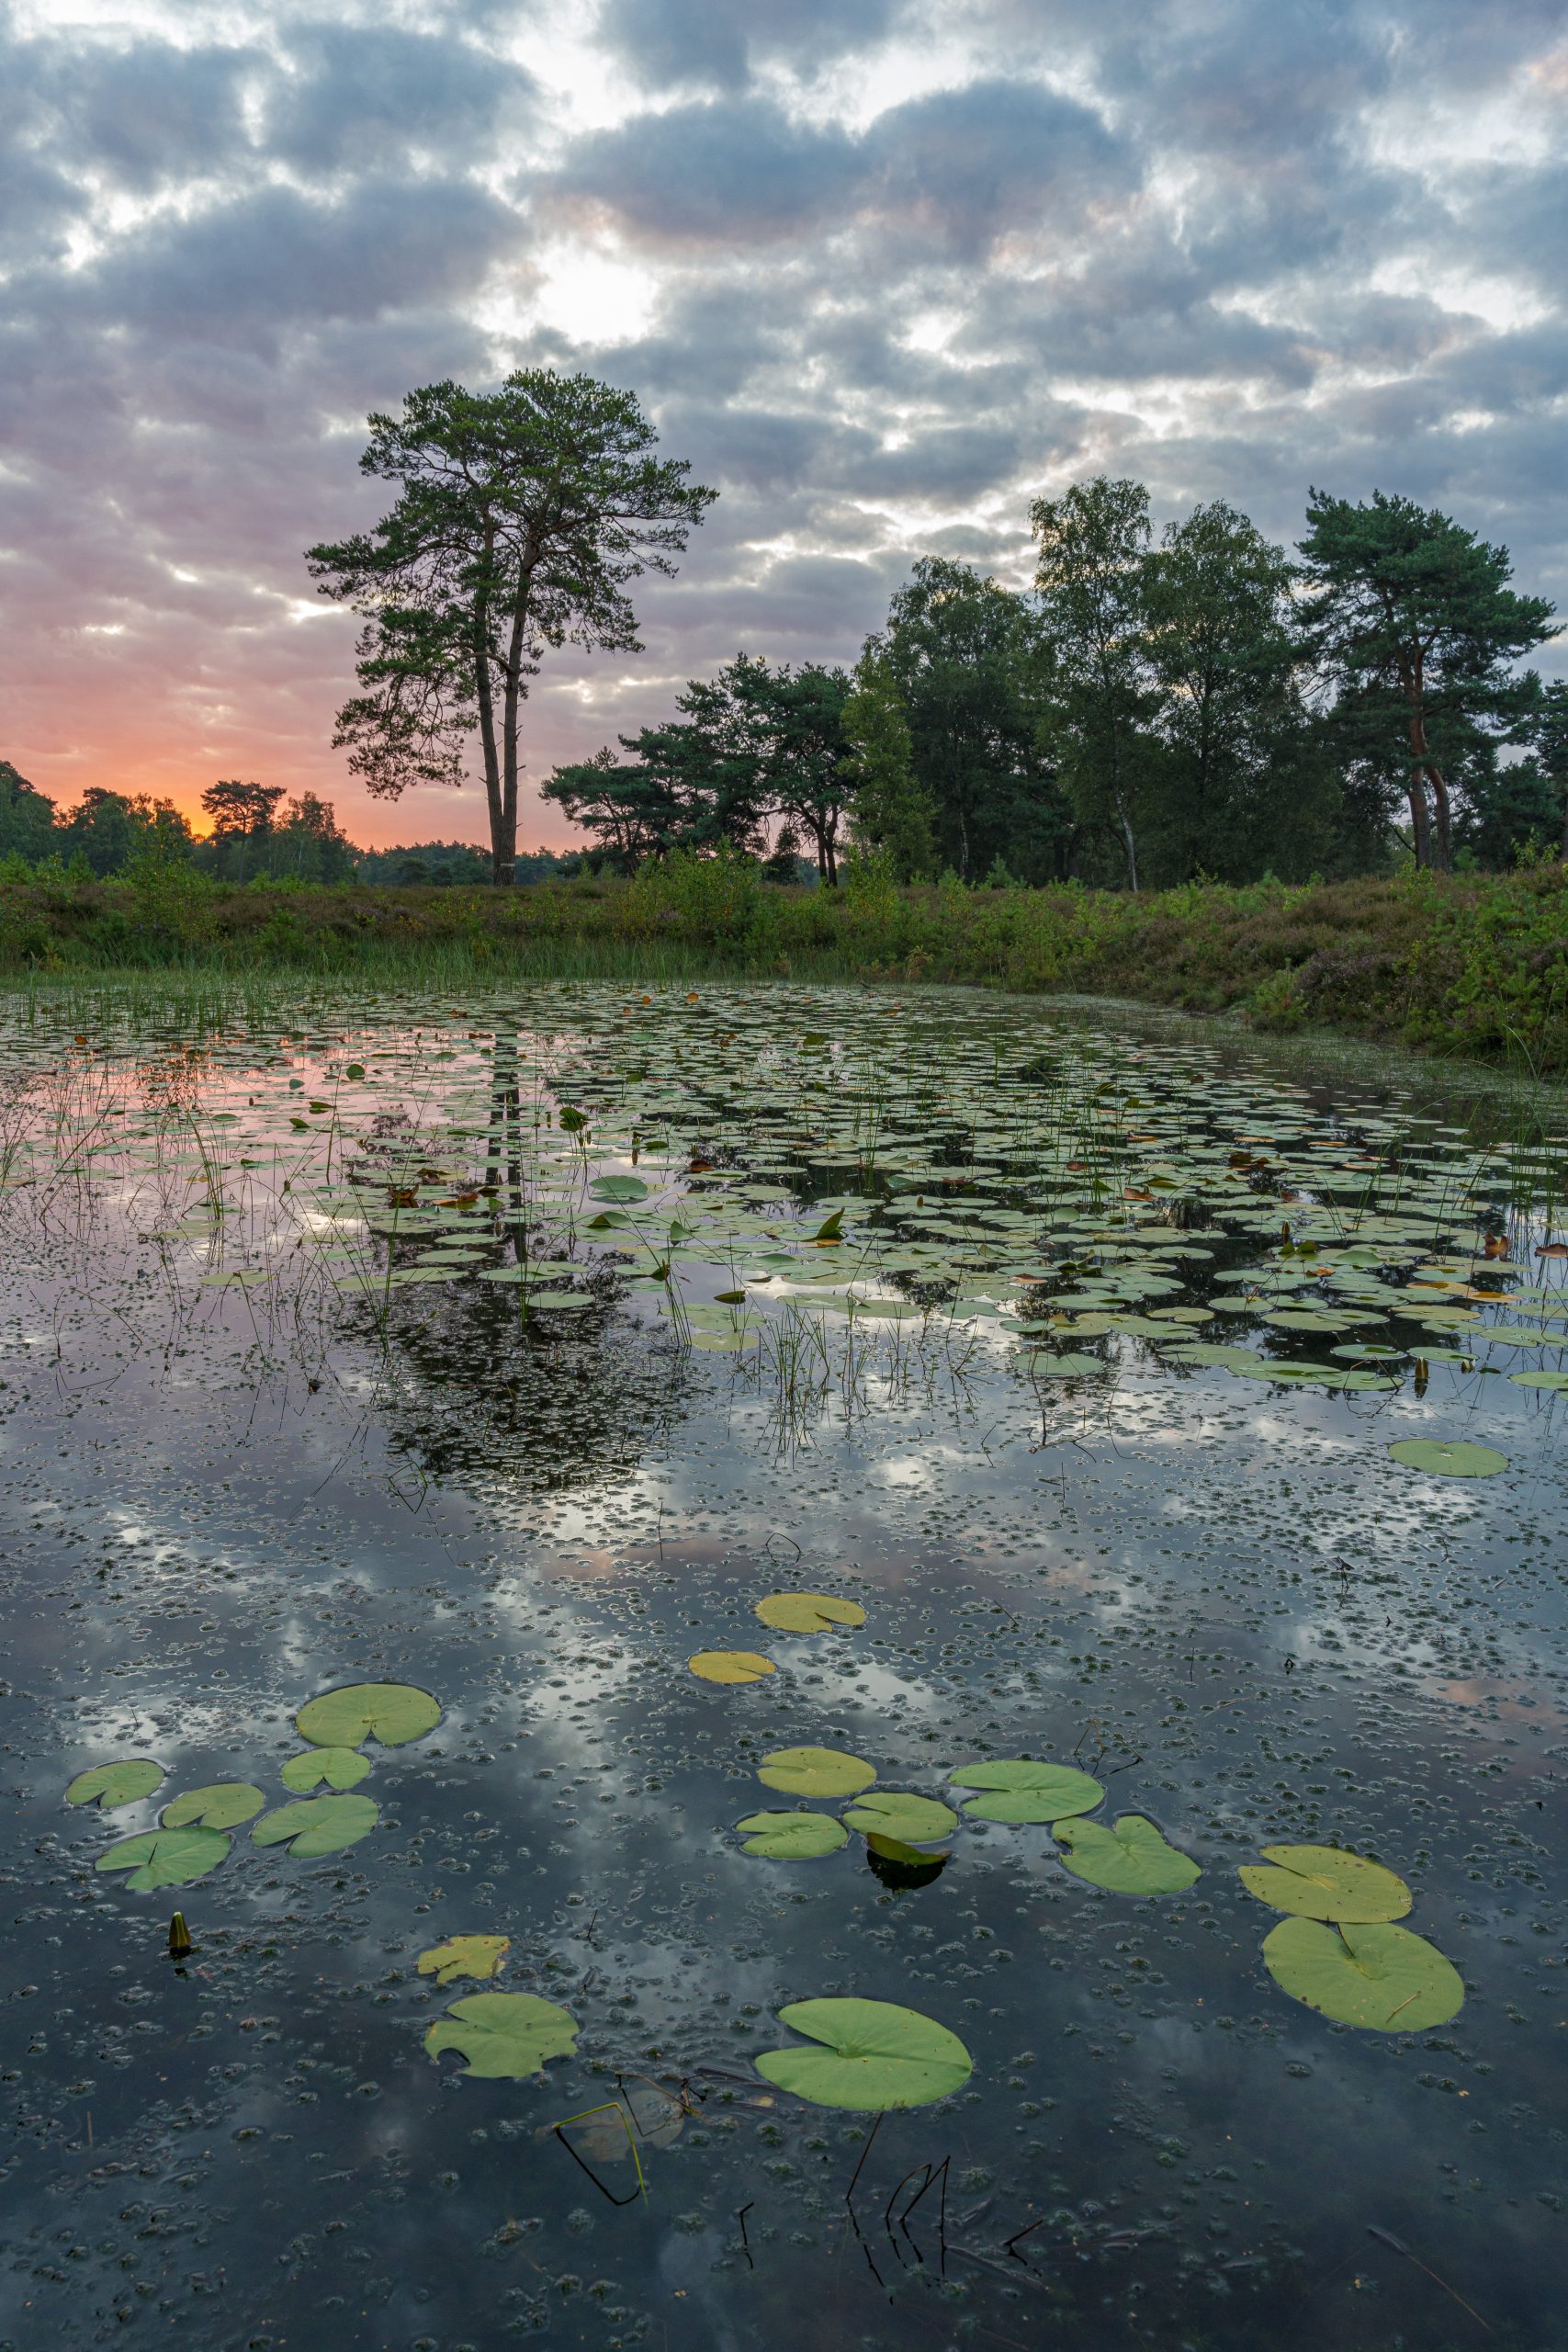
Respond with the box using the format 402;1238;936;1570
4;0;1565;849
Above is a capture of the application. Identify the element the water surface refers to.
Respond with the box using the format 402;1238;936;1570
1;982;1563;2352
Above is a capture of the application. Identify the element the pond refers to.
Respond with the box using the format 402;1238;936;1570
0;980;1562;2352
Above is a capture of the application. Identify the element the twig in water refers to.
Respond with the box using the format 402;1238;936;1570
1367;2225;1493;2334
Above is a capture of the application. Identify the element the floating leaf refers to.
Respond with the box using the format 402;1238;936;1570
842;1791;957;1843
1053;1814;1200;1894
162;1782;265;1830
951;1758;1103;1825
280;1746;370;1792
590;1174;649;1204
425;1991;578;2078
734;1811;849;1858
1261;1917;1463;2030
66;1758;163;1809
755;1997;973;2111
689;1649;775;1684
418;1934;511;1986
96;1826;230;1891
295;1682;440;1748
754;1591;867;1634
253;1793;379;1858
1386;1438;1508;1478
1025;1351;1105;1376
757;1746;875;1797
1239;1843;1411;1922
864;1834;950;1889
1510;1369;1568;1391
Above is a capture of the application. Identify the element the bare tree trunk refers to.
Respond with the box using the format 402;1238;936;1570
1115;794;1139;891
1426;761;1452;869
472;577;506;885
1408;775;1431;868
1405;671;1450;872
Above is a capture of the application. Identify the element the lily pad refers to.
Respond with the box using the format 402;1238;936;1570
841;1791;957;1843
418;1934;511;1986
754;1591;867;1634
280;1746;370;1792
864;1834;950;1889
590;1174;649;1204
425;1991;579;2078
1386;1438;1508;1478
162;1782;265;1830
735;1811;850;1858
252;1793;379;1858
951;1759;1103;1825
1239;1843;1411;1922
1509;1369;1568;1391
295;1682;440;1749
1053;1814;1200;1894
96;1826;231;1891
1025;1351;1105;1376
757;1746;875;1798
755;1997;973;2111
689;1649;775;1684
66;1758;163;1809
1261;1917;1463;2030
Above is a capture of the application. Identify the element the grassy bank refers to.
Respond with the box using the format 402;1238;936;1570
3;857;1567;1072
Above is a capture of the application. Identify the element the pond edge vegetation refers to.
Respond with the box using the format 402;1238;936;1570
5;854;1568;1075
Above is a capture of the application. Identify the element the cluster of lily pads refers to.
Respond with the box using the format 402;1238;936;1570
414;1930;973;2118
733;1743;1201;1894
688;1585;867;1685
66;989;1559;1428
1238;1843;1464;2031
66;1679;440;1892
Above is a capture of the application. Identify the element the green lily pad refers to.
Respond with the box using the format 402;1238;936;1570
252;1793;379;1857
841;1792;958;1843
425;1991;578;2077
295;1681;440;1748
863;1833;950;1888
1509;1369;1568;1391
590;1174;649;1203
757;1746;875;1798
735;1811;850;1859
754;1591;867;1633
1024;1351;1105;1376
417;1934;511;1986
689;1649;775;1684
1053;1814;1200;1894
1261;1917;1463;2030
162;1782;265;1830
950;1758;1103;1825
96;1826;231;1891
66;1758;163;1809
280;1746;370;1792
1387;1438;1508;1477
755;1997;973;2110
1239;1843;1411;1922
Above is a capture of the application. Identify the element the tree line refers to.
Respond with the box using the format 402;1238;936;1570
304;368;1563;887
0;766;569;887
8;368;1562;891
546;482;1565;888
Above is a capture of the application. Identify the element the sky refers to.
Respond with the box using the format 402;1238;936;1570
3;0;1565;852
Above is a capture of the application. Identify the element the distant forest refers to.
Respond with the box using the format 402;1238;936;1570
0;768;559;888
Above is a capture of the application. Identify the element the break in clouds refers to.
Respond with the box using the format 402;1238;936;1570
3;0;1565;842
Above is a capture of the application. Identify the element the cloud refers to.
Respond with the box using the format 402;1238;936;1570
597;0;898;92
0;0;1562;848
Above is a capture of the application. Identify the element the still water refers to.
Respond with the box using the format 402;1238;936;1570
0;982;1562;2352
